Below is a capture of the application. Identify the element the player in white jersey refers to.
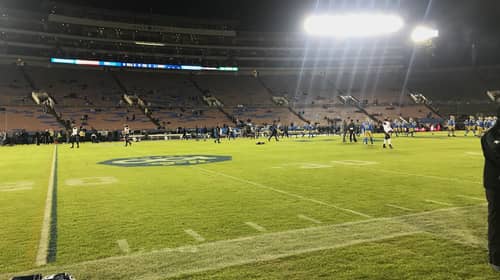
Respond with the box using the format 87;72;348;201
123;124;132;147
70;126;79;148
382;119;393;149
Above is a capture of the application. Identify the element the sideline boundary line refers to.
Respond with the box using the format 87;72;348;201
195;167;372;218
35;145;58;266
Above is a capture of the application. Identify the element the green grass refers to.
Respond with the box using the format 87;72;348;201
0;145;52;273
0;132;496;279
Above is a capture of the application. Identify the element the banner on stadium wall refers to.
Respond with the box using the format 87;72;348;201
50;58;239;72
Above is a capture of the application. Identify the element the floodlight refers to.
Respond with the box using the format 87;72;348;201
304;14;404;38
411;26;439;43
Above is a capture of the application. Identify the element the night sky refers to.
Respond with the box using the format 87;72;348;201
4;0;500;34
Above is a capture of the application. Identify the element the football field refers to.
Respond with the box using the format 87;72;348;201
0;132;498;279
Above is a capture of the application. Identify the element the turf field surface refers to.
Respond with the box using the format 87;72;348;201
0;132;497;279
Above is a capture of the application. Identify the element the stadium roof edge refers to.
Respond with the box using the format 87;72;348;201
48;14;237;37
0;27;404;52
51;2;239;29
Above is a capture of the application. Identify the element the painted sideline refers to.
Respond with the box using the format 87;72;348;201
35;145;58;266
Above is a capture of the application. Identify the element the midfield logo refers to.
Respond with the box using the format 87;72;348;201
99;155;232;167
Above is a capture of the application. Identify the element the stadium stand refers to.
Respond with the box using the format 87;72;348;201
26;66;121;107
407;68;499;116
194;74;273;106
295;105;369;126
0;64;32;106
114;70;204;107
364;104;438;120
4;61;500;133
230;106;302;125
154;107;229;128
0;106;61;131
0;2;497;135
57;106;156;130
260;73;341;106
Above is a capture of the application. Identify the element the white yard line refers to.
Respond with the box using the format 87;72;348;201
195;167;372;218
456;195;484;201
0;187;33;192
385;204;414;211
117;239;131;254
35;145;57;266
0;181;34;192
297;214;322;224
184;229;205;242
424;199;453;206
365;168;481;185
464;152;482;156
245;222;267;232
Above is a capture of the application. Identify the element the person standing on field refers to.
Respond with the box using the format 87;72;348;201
70;125;79;149
482;107;500;271
123;124;132;147
382;119;393;149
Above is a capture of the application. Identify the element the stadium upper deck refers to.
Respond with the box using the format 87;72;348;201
0;2;497;133
0;4;405;69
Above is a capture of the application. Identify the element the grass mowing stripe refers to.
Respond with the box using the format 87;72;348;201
35;145;57;267
2;204;486;280
195;166;372;218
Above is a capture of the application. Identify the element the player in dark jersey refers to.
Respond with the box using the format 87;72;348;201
282;124;290;138
268;123;279;142
213;125;221;143
346;120;357;143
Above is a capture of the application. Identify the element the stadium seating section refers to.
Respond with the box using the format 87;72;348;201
1;63;498;132
194;75;273;106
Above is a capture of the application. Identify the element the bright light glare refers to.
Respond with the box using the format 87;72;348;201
135;41;166;47
304;14;404;38
411;26;439;43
